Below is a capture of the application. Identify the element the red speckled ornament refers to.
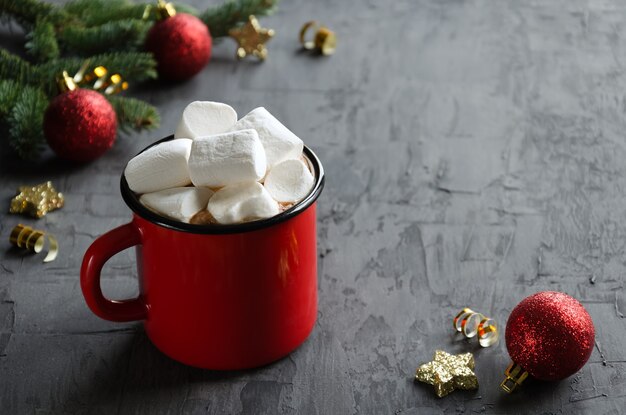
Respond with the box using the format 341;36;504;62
145;13;212;81
505;291;595;381
44;89;117;162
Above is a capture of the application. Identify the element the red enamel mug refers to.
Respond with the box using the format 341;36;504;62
80;135;325;369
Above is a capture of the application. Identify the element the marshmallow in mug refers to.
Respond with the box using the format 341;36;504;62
140;187;213;223
229;107;303;170
208;182;279;225
264;159;315;203
187;129;266;188
174;101;237;139
124;139;192;194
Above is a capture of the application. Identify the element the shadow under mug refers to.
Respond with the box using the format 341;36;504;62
80;135;325;370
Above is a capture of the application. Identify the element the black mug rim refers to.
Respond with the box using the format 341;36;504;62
120;135;325;234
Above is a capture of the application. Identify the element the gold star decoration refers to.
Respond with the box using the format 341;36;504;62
415;350;478;398
228;15;275;60
10;181;64;218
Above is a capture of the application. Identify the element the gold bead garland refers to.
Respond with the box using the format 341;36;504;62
10;181;64;219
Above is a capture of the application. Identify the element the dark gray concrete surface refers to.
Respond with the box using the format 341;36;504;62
2;0;626;413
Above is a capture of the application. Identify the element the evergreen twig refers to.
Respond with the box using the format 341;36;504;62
26;20;60;61
0;0;54;28
0;0;279;159
0;79;22;114
108;95;160;132
1;0;279;56
59;20;149;56
201;0;279;38
0;49;36;85
0;81;49;159
63;0;148;26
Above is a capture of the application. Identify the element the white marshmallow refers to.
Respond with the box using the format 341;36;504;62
188;129;266;187
208;182;279;224
139;187;213;223
125;139;192;194
264;159;315;203
229;107;303;170
174;101;237;139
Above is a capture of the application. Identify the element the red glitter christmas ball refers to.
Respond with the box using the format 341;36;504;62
145;13;212;81
505;291;595;381
44;89;117;162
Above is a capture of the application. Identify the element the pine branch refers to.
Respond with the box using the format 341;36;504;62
0;0;54;28
6;84;48;159
0;79;21;114
0;0;284;160
63;0;148;27
0;49;36;85
4;0;280;61
173;3;199;16
201;0;279;38
107;95;160;132
78;52;158;82
26;21;60;62
59;19;150;56
1;0;72;31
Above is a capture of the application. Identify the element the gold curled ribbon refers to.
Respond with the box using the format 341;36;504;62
299;21;336;55
453;308;498;347
9;224;58;262
70;62;129;95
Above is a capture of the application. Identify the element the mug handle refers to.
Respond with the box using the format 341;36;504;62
80;221;148;322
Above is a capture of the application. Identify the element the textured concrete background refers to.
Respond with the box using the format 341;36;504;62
1;0;626;413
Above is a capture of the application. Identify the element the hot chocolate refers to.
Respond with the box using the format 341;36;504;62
124;101;315;225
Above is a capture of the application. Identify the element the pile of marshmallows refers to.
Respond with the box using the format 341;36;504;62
124;102;315;225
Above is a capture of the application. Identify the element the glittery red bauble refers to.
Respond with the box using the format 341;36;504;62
43;89;117;162
145;13;212;81
505;291;595;381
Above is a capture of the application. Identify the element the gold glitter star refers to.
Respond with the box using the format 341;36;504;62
415;350;478;398
229;15;275;60
10;181;64;218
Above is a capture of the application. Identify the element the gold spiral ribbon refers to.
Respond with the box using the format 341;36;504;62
71;62;129;95
9;224;58;263
453;308;498;347
299;21;336;56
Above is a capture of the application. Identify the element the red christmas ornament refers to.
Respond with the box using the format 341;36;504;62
501;291;595;392
44;73;117;162
145;2;212;81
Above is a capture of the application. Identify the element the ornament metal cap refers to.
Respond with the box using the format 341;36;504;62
143;0;176;20
500;362;529;393
156;0;176;19
57;71;77;93
299;21;336;55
